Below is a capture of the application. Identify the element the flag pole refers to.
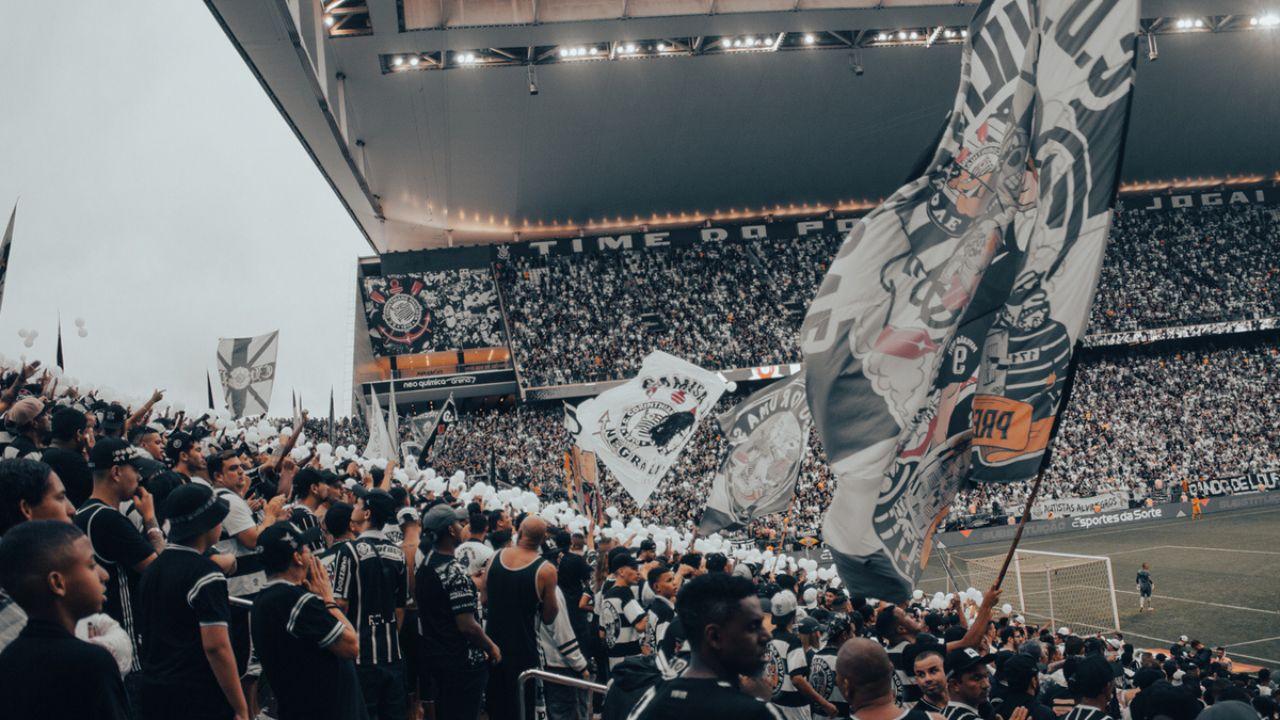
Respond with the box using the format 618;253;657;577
992;342;1085;590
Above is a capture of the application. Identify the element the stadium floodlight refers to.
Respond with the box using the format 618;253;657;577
909;31;919;40
408;55;421;66
876;33;889;41
897;30;907;40
803;33;816;44
323;14;336;27
1258;14;1280;27
392;56;404;67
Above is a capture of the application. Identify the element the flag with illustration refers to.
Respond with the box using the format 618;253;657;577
801;0;1136;601
216;331;279;418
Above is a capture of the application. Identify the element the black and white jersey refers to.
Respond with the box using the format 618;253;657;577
642;595;675;656
601;584;645;663
887;639;921;703
627;677;784;720
1063;707;1113;720
809;646;848;716
764;629;809;708
943;701;983;720
329;529;409;666
74;498;154;672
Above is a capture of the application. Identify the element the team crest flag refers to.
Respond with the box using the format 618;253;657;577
216;331;280;418
801;0;1135;601
411;394;457;467
566;351;729;506
699;375;812;535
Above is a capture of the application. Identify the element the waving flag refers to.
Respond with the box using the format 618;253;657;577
566;351;729;506
216;331;279;418
700;375;812;535
0;201;16;315
801;0;1135;601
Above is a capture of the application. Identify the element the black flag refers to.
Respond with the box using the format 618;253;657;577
56;318;65;370
206;371;216;410
328;387;336;443
414;394;457;468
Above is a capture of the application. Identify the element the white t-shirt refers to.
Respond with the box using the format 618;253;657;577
214;490;266;597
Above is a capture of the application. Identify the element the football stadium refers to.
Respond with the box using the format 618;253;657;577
0;0;1276;718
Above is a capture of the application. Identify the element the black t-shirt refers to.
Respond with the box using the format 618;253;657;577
627;676;783;720
416;549;486;671
0;618;130;720
74;498;155;671
136;545;231;700
42;446;93;508
251;580;365;720
329;531;408;666
145;470;189;513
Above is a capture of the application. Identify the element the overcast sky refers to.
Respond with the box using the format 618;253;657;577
0;2;369;416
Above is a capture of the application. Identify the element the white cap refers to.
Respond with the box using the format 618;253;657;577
803;588;819;607
1057;626;1072;636
1179;635;1189;642
770;591;798;617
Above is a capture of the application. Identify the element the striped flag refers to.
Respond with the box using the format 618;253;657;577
801;0;1136;601
216;331;279;418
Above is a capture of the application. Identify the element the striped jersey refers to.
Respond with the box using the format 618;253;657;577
75;498;155;671
329;528;409;666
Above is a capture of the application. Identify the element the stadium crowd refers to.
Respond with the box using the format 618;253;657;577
492;204;1280;389
0;357;1274;720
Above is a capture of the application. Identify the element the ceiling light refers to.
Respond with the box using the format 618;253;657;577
733;39;743;47
323;14;335;27
876;33;888;41
745;36;756;46
1258;14;1280;26
408;55;421;66
909;31;919;40
559;48;569;57
897;31;907;40
1194;18;1204;27
944;30;954;38
590;47;600;54
392;56;404;66
960;29;968;37
658;43;668;51
803;34;816;44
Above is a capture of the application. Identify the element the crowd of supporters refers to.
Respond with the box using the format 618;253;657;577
493;204;1279;389
0;356;1273;720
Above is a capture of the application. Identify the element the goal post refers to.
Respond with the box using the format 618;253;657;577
963;550;1121;633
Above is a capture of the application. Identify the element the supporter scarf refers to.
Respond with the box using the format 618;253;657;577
801;0;1136;601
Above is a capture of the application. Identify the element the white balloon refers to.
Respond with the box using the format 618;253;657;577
28;330;37;339
75;317;86;328
1001;603;1014;615
726;381;738;392
16;329;27;339
22;338;33;348
77;328;88;338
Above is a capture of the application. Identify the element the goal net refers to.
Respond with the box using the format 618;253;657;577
963;550;1121;634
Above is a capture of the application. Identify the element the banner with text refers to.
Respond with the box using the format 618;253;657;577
1029;492;1127;520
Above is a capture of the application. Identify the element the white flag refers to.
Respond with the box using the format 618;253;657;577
362;390;397;461
216;331;279;418
568;351;728;506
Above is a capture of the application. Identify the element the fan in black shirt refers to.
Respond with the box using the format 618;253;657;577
835;639;939;720
134;484;246;720
43;407;93;507
251;521;363;720
0;521;130;720
627;573;780;720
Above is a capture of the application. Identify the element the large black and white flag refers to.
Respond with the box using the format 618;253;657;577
216;331;280;418
0;201;16;315
801;0;1135;601
410;394;457;467
567;351;729;506
699;375;812;535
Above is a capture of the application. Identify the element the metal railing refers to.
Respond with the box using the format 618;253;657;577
517;668;608;720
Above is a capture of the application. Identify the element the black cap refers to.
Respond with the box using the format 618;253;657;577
88;438;146;471
324;502;356;537
1068;654;1121;697
1000;653;1039;690
1133;667;1164;691
165;431;197;461
164;484;230;542
796;617;826;634
826;616;852;638
356;488;397;521
946;647;995;678
639;539;656;552
101;403;127;432
610;551;639;573
259;521;325;569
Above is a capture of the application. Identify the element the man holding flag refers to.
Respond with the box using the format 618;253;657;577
801;0;1136;601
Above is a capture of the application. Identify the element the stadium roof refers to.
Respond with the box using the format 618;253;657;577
205;0;1280;252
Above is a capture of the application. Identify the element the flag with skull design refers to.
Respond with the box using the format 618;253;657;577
801;0;1136;601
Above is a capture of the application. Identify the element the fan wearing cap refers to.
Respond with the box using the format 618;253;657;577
415;503;499;720
142;430;203;511
133;484;248;720
0;397;49;461
766;590;839;718
601;550;648;670
250;521;362;720
991;653;1053;720
328;488;410;720
943;648;994;720
74;437;163;674
808;616;854;718
1062;654;1120;720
